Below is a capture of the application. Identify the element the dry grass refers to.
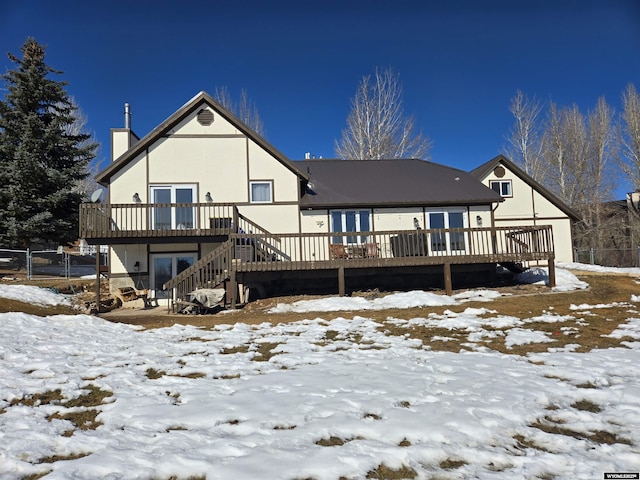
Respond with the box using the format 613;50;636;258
170;371;206;379
219;342;282;362
4;271;639;478
37;452;91;464
315;436;349;446
45;384;113;435
145;368;166;379
530;415;632;445
0;296;78;316
253;342;281;362
94;273;640;356
9;389;64;408
513;434;551;452
0;277;107;315
571;399;602;412
377;274;640;355
440;458;468;470
366;464;417;479
20;471;52;480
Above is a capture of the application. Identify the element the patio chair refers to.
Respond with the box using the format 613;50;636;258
329;243;349;259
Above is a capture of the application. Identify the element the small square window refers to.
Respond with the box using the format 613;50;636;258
250;181;273;203
490;180;512;198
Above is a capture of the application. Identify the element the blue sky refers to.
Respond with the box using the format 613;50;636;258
2;0;639;198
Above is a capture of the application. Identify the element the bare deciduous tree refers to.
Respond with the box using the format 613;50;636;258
506;93;617;250
60;96;103;199
619;83;640;190
335;67;431;160
582;98;615;247
214;86;265;137
504;90;545;180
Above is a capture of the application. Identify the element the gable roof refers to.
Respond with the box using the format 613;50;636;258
298;159;503;208
95;91;308;186
470;154;581;221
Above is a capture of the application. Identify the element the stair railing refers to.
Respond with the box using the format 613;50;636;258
163;239;233;311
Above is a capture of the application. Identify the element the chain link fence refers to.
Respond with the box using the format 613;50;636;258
573;248;640;268
0;247;107;280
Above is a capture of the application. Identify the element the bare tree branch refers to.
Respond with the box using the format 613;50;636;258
504;90;546;180
619;83;640;190
335;67;431;160
213;86;265;137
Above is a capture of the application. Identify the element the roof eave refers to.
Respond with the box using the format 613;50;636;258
300;199;502;209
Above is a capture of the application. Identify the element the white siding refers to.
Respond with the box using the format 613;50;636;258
480;162;574;263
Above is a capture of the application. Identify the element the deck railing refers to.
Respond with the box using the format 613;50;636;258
79;202;238;239
225;225;554;270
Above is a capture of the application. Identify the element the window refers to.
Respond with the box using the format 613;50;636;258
150;185;196;230
330;210;371;244
250;181;273;203
490;180;512;197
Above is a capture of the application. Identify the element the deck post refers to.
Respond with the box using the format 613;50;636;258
95;245;101;313
547;256;556;288
338;266;345;296
229;269;237;309
443;262;452;296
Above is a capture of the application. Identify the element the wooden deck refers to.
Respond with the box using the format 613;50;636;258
79;203;556;309
80;202;238;243
164;225;556;310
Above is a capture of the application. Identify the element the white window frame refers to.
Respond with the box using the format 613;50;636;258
249;181;273;204
490;180;513;198
426;209;468;255
149;184;197;230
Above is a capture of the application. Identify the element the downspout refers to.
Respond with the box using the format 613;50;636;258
491;201;500;254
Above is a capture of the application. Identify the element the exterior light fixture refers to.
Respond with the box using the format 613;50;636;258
205;192;213;202
133;193;141;203
476;215;483;227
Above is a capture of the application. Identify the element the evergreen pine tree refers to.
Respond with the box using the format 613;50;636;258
0;38;96;249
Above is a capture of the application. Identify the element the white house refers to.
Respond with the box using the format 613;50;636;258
81;92;565;308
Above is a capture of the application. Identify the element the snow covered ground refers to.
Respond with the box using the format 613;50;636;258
1;266;639;479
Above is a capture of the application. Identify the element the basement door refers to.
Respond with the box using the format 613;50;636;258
150;253;196;303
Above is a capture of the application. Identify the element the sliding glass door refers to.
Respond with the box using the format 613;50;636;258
150;253;196;301
427;210;467;254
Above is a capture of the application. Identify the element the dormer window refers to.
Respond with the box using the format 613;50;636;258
490;180;512;197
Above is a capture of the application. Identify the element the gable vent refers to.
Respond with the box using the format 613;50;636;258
197;109;214;126
493;166;505;178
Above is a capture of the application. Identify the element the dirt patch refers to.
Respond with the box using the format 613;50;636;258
0;277;108;316
6;272;640;358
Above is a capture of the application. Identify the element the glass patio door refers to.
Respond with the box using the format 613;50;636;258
150;253;196;301
428;211;467;254
150;185;196;230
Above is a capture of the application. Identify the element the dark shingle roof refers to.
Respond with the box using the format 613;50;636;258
298;159;502;208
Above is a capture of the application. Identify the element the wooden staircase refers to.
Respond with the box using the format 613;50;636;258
163;208;287;312
163;239;234;312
